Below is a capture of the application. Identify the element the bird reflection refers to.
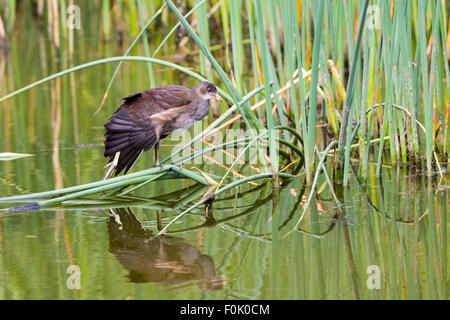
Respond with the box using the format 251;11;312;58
106;207;224;291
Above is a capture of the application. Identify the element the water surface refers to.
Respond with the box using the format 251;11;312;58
0;14;448;300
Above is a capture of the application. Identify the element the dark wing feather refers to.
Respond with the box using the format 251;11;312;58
104;108;158;176
120;92;142;104
116;147;143;175
105;85;193;175
137;85;193;113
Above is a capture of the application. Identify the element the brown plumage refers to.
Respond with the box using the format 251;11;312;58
103;81;222;179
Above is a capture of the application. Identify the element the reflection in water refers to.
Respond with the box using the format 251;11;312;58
106;207;224;291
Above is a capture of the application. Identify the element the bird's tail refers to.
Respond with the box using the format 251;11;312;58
104;109;158;176
115;147;144;175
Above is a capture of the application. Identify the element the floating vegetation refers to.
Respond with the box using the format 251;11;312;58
0;152;33;161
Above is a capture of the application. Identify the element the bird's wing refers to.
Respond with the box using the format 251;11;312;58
105;85;194;175
104;108;158;175
121;85;194;115
104;108;156;153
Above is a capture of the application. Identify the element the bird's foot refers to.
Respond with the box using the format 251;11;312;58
103;152;120;181
103;163;116;181
166;163;183;175
103;162;113;169
174;163;183;170
153;162;162;168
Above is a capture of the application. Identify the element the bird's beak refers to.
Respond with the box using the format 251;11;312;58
215;93;223;102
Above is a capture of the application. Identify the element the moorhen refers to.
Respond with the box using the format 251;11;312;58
103;81;223;179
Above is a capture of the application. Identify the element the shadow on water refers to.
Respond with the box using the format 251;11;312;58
106;207;224;291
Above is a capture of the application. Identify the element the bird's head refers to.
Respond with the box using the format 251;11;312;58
193;81;223;102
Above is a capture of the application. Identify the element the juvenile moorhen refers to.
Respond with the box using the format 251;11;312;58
103;81;222;179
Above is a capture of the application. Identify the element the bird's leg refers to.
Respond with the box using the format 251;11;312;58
103;151;120;181
153;141;161;167
156;210;163;231
106;208;123;229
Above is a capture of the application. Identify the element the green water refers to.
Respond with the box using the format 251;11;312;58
0;15;448;300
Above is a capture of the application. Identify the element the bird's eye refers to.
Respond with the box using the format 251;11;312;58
207;87;212;92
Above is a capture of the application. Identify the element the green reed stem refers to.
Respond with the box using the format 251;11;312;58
136;0;156;87
157;172;296;235
0;56;233;104
95;4;166;114
336;0;370;181
165;0;261;131
0;164;211;205
306;0;325;172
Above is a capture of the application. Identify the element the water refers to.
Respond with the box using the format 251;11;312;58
0;16;448;300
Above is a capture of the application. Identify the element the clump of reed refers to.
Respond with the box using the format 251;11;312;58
0;0;448;219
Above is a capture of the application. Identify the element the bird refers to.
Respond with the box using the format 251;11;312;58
103;81;223;180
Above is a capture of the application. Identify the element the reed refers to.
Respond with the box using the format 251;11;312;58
0;168;444;299
0;13;6;48
1;0;448;210
0;164;219;209
1;0;448;297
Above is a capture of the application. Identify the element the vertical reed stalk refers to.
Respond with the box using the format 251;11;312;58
102;0;111;39
0;13;6;49
195;0;211;79
305;0;324;174
165;0;262;131
418;0;433;176
229;0;244;90
136;0;156;87
7;0;16;32
336;0;370;183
